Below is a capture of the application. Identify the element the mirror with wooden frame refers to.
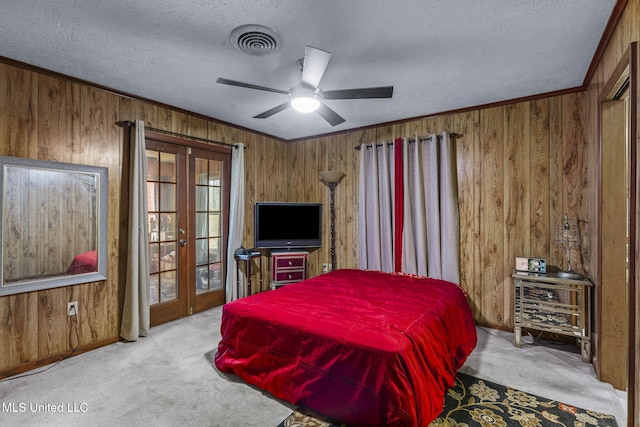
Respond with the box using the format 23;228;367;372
0;156;108;295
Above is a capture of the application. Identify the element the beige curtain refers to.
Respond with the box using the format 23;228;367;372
357;132;460;281
225;143;245;302
357;141;395;272
437;132;461;283
120;120;150;341
402;132;460;282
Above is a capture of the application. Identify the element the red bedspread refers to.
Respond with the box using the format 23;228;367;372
67;250;98;274
214;269;477;426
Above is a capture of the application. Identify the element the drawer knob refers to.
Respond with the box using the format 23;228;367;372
288;261;293;265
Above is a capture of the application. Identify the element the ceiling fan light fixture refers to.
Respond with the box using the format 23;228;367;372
290;93;320;113
217;46;392;126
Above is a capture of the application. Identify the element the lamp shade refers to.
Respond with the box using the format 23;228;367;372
319;171;345;184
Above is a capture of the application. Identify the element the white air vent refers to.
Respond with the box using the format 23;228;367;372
230;24;280;55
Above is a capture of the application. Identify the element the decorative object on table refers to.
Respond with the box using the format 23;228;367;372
554;213;584;279
278;372;619;427
319;171;345;271
515;256;547;275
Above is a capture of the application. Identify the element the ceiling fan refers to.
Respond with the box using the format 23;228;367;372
216;46;394;126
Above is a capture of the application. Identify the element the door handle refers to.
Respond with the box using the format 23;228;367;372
179;239;188;247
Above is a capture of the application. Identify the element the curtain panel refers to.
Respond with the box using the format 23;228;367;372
225;143;245;302
120;120;151;341
358;141;395;272
358;132;460;282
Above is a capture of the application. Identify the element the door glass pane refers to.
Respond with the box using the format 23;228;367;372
209;160;221;185
160;242;176;269
194;157;224;295
147;182;158;211
195;158;208;185
209;187;220;211
209;213;220;237
195;266;207;292
149;243;160;273
148;213;159;243
196;213;208;239
146;151;159;180
150;274;160;304
160;152;176;182
209;238;220;262
159;183;176;211
160;271;177;300
196;239;208;265
196;186;208;211
147;150;178;305
160;213;176;241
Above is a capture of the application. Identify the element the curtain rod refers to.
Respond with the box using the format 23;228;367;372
354;132;461;150
116;120;240;150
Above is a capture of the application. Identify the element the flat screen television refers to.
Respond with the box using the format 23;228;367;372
254;202;322;249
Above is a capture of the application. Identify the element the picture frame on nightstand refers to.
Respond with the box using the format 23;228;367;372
515;256;547;275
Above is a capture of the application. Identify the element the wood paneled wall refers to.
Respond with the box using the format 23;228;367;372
0;67;122;374
1;3;637;398
582;0;640;401
0;60;591;375
288;95;588;330
0;63;284;375
285;0;640;398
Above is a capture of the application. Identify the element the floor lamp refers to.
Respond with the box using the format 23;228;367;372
319;171;345;271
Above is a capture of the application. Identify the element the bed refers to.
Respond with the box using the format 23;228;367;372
214;269;477;427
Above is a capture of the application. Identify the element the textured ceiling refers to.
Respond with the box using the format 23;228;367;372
0;1;617;141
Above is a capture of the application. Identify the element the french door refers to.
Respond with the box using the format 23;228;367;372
145;133;230;326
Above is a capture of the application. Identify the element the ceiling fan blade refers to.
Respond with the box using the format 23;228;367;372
253;102;291;119
316;103;345;126
216;77;289;95
301;46;332;89
323;86;394;100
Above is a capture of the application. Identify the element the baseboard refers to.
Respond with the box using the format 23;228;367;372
475;320;512;332
0;337;119;380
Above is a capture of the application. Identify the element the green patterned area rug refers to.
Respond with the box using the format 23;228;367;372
278;372;618;427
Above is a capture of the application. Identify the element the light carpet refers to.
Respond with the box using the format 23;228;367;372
278;372;619;427
0;306;627;426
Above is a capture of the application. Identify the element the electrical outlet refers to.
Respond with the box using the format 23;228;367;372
322;263;328;272
68;301;78;316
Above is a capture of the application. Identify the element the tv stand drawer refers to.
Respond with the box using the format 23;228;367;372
275;271;305;282
271;251;308;289
276;257;305;268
